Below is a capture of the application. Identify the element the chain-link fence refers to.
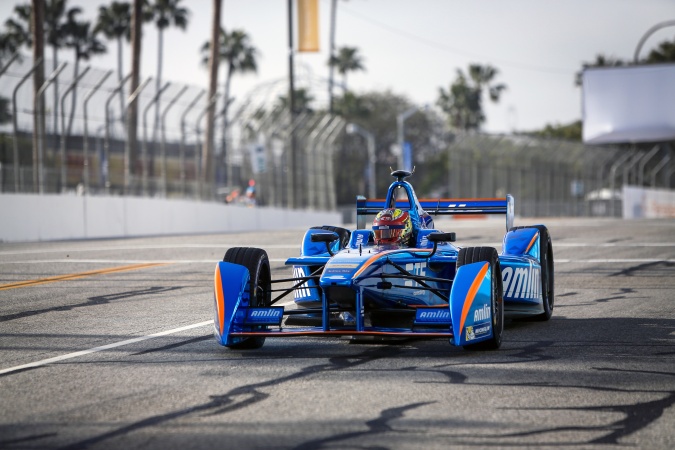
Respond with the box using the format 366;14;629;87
1;55;672;216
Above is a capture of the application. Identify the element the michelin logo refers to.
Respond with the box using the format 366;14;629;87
466;324;491;341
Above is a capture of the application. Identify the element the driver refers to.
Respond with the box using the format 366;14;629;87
372;208;413;247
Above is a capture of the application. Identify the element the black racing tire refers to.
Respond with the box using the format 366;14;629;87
223;247;271;349
457;246;504;351
509;225;554;321
311;225;351;249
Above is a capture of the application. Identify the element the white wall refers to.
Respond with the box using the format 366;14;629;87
622;185;675;219
0;194;342;242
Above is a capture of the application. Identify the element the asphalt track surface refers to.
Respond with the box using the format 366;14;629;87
1;217;674;449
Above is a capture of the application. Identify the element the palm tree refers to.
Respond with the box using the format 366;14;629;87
2;4;33;52
437;64;506;132
148;0;189;146
95;1;131;122
328;46;365;92
63;10;106;138
201;28;257;176
4;1;75;150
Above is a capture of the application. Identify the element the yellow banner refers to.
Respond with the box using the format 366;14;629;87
297;0;319;52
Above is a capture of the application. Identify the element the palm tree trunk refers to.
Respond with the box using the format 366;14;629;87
51;45;59;158
31;0;45;193
151;28;164;179
127;0;143;193
220;64;232;186
66;55;79;140
203;0;222;195
117;36;125;125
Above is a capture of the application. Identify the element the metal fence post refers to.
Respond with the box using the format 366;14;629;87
609;151;633;217
179;90;205;197
83;70;113;194
34;62;67;194
141;81;170;196
306;115;333;209
323;118;345;210
125;76;152;195
160;85;188;197
104;73;131;193
637;145;661;186
12;58;42;193
194;93;219;199
59;66;90;192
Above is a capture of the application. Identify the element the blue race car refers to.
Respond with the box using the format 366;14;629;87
213;170;554;350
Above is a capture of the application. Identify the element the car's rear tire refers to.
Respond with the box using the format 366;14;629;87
458;246;504;350
223;247;271;349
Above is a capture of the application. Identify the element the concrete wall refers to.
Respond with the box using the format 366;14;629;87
622;185;675;219
0;194;343;242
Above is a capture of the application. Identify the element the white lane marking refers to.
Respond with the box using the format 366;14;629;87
0;259;292;264
2;258;674;265
2;242;672;258
0;321;213;376
0;244;298;256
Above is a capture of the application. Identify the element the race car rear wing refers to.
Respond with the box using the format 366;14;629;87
356;194;515;231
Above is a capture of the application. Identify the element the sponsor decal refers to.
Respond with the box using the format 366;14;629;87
246;308;284;323
466;325;475;341
466;324;491;341
502;264;541;300
416;309;451;323
329;264;359;269
404;262;427;287
293;267;313;299
354;233;365;247
473;303;491;323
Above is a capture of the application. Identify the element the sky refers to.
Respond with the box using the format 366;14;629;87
1;0;674;133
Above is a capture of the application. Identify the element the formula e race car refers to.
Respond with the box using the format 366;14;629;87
213;170;554;351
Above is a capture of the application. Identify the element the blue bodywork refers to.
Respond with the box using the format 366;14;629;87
213;171;551;349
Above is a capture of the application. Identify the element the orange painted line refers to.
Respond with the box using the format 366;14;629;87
525;232;539;253
214;265;225;335
352;249;435;278
0;263;168;291
459;262;489;333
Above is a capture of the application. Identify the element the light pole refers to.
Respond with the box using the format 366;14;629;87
396;105;428;171
633;20;675;63
346;123;376;198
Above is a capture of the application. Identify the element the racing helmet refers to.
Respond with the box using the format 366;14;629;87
372;208;413;246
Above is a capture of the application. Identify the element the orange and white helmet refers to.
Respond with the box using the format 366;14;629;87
372;209;413;246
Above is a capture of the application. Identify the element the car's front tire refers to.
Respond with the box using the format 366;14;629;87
223;247;271;349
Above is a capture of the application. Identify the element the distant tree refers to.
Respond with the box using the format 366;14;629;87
200;28;257;174
645;39;675;63
95;1;132;121
148;0;189;143
276;88;314;113
63;10;106;138
575;54;625;86
525;120;582;141
333;91;370;120
328;46;365;92
437;64;506;132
